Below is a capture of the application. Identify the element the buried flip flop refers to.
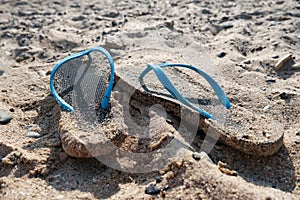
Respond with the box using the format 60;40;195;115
139;63;232;120
50;47;120;157
115;48;284;156
50;47;193;166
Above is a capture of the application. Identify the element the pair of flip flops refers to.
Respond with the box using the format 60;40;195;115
50;47;283;164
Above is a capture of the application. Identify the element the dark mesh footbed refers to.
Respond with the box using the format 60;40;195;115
53;50;111;124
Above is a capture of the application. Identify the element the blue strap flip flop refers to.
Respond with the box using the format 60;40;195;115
139;63;231;120
50;47;115;113
115;48;284;157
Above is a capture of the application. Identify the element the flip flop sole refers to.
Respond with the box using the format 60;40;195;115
114;48;284;156
58;91;192;160
58;94;126;158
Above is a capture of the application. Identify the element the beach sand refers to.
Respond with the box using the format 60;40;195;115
0;0;299;199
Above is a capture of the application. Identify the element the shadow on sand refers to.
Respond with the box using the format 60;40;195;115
1;94;296;198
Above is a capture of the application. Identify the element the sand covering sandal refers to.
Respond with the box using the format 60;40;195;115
50;47;119;157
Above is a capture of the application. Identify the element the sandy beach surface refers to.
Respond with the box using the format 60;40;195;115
0;0;300;199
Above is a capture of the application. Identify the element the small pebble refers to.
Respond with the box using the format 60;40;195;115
263;105;271;111
0;70;4;76
272;54;279;59
104;36;124;50
140;178;147;182
46;112;53;117
201;9;212;14
145;184;161;195
217;52;226;58
255;21;263;26
111;20;118;27
156;176;163;183
163;185;170;191
296;131;300;136
274;54;293;70
46;70;52;76
161;190;166;198
221;21;234;29
279;92;290;100
0;110;13;124
192;152;214;164
55;131;60;139
103;11;119;18
269;21;277;26
243;59;251;65
37;70;47;77
138;139;144;145
266;79;276;83
291;63;300;70
13;151;22;158
24;124;34;130
192;152;201;161
27;131;42;138
55;195;64;200
72;15;85;21
164;20;174;30
76;193;91;199
166;119;174;125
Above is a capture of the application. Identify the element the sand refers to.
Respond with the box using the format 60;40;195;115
0;0;299;199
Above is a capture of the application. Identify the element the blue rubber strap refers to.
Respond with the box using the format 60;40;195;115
139;63;231;119
50;47;114;112
158;63;231;109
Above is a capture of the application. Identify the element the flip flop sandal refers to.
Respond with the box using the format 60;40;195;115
114;48;284;156
50;47;118;157
51;47;194;167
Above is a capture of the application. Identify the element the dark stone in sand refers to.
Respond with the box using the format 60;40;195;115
72;15;86;21
243;60;251;65
255;21;264;26
217;52;227;58
103;11;119;18
235;13;253;20
156;176;163;183
0;70;4;76
166;119;174;125
266;79;276;83
192;153;201;161
279;92;292;100
201;9;212;14
0;110;13;124
145;184;161;195
138;140;144;145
